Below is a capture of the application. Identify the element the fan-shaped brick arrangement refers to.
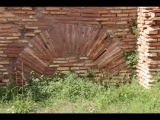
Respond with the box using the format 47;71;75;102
11;23;129;85
13;24;101;79
0;7;138;87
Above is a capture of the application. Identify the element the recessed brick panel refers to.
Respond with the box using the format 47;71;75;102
0;7;138;87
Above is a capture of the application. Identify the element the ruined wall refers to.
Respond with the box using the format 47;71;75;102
0;7;137;86
137;7;160;88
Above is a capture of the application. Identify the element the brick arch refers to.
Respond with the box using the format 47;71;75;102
8;23;127;85
10;23;100;81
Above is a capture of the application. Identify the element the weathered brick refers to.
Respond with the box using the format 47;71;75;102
0;41;12;44
56;58;66;61
101;22;116;25
0;15;15;18
27;11;35;14
144;21;156;25
24;27;37;30
60;63;73;67
155;13;160;17
7;18;19;22
57;67;69;70
71;67;79;70
144;30;158;34
96;18;110;21
85;63;95;67
81;13;100;17
66;57;77;60
110;10;122;13
46;7;60;11
14;11;26;14
34;30;41;33
126;35;137;38
68;60;79;63
9;7;21;10
149;17;160;21
81;21;99;25
120;17;130;20
2;79;9;83
0;19;7;23
67;13;80;16
145;53;157;57
110;17;121;21
59;21;80;24
6;37;19;40
117;14;128;16
128;14;137;17
50;12;67;15
115;32;127;36
0;36;6;40
75;70;87;73
98;11;109;14
22;19;37;22
116;21;128;24
78;9;98;13
69;9;78;13
93;69;100;73
55;17;76;20
49;64;59;67
79;57;89;60
60;71;70;74
0;54;7;57
84;60;92;63
0;61;9;64
101;14;116;17
116;7;128;9
122;10;137;13
22;7;32;11
142;13;151;17
41;11;49;14
3;72;8;75
53;61;68;64
73;63;84;66
76;17;96;21
79;67;88;70
0;29;18;33
24;33;35;37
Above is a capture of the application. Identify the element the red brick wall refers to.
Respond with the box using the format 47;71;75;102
0;7;137;87
137;7;160;88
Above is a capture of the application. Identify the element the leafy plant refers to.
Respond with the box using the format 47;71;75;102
131;20;140;36
124;50;139;68
10;99;35;113
86;68;95;78
129;16;140;36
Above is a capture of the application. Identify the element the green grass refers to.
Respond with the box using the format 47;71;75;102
0;71;160;113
